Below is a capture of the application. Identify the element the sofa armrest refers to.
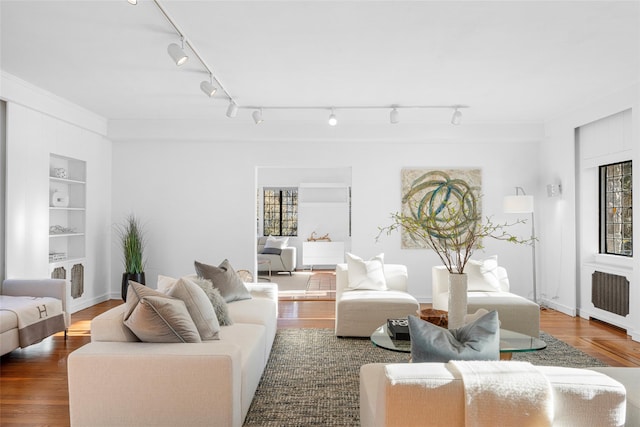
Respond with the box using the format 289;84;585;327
280;247;297;271
68;341;244;427
2;279;69;327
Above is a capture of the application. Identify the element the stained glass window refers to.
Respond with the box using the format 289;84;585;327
263;188;298;236
600;161;632;256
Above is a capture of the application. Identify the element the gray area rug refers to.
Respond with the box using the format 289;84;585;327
243;328;607;427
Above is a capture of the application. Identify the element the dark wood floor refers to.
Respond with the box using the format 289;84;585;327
1;299;639;426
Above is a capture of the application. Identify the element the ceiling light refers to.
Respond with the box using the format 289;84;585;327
252;109;263;124
451;108;462;125
200;74;217;97
127;0;137;4
328;109;337;126
167;38;188;66
390;108;400;124
226;100;238;118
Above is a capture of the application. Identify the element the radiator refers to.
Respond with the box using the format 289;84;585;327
592;271;630;317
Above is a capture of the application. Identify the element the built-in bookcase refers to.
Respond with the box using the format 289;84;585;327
49;154;86;302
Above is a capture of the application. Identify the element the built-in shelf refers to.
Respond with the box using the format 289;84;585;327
49;154;86;296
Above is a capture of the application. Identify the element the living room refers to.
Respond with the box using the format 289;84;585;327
1;1;639;426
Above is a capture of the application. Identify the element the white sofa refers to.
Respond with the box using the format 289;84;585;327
432;263;541;337
335;263;420;337
67;282;278;427
1;279;70;356
360;362;632;427
257;236;297;274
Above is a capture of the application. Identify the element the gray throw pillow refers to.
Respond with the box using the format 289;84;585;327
408;310;499;363
165;277;220;340
261;247;282;255
189;276;234;326
194;259;252;303
123;281;201;343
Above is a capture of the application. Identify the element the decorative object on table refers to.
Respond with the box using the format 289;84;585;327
418;308;448;328
386;318;410;340
51;191;69;207
307;231;332;242
378;169;532;329
407;310;500;363
49;252;67;262
53;167;67;178
116;214;146;301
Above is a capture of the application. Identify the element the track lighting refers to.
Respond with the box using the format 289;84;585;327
200;74;217;97
127;0;137;4
390;108;400;124
451;108;462;125
252;109;263;124
328;109;337;126
226;100;238;118
167;37;188;66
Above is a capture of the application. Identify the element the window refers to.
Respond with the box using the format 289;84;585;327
600;160;632;256
263;188;298;236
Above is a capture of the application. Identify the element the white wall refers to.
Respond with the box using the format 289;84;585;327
542;83;639;340
1;72;112;312
257;167;352;268
110;122;542;301
0;101;5;284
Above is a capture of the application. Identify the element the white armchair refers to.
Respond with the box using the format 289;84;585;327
432;260;540;337
335;263;420;337
257;236;297;274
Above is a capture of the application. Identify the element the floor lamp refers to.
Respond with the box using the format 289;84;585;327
503;187;537;303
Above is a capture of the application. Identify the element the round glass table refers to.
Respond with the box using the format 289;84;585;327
371;324;547;360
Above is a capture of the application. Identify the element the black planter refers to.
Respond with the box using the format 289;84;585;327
122;272;146;301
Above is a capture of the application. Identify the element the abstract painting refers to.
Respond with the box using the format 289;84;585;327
400;168;482;249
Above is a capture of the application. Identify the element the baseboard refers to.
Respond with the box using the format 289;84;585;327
541;298;575;317
70;294;110;314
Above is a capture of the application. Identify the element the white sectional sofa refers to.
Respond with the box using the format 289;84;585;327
360;362;634;427
67;282;278;427
257;236;297;274
432;262;541;337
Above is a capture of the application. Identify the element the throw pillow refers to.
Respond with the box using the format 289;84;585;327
194;259;253;303
465;256;501;292
408;310;500;363
164;277;220;340
123;281;201;343
189;276;234;326
345;252;387;291
264;235;288;249
261;247;282;255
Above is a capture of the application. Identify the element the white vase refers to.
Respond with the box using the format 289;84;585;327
447;273;468;330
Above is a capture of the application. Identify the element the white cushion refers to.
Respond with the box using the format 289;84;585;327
345;253;387;291
264;235;288;249
465;256;501;291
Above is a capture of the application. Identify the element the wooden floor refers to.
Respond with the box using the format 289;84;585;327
1;300;639;426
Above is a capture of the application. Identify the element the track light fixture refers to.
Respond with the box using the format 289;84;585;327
226;100;238;118
200;74;217;97
167;37;188;66
252;109;263;124
390;107;400;124
451;108;462;125
143;2;470;125
328;109;338;126
127;0;137;4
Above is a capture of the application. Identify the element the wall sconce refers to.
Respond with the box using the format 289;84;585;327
546;183;562;198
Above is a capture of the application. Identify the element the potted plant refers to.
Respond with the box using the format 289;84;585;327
378;171;530;328
117;214;146;301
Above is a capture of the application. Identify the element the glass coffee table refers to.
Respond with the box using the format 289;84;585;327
371;324;546;360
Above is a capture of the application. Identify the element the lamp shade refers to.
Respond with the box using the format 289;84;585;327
503;195;534;213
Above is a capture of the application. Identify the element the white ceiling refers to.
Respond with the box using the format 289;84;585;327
1;0;638;125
